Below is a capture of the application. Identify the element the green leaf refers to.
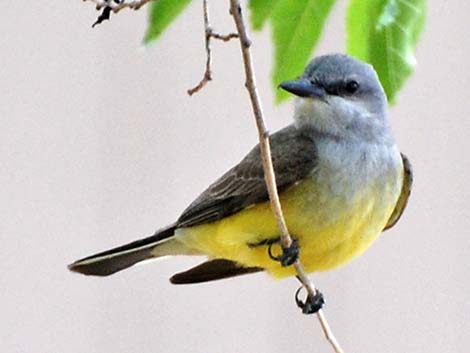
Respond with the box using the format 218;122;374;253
271;0;336;102
144;0;193;44
249;0;281;30
347;0;426;104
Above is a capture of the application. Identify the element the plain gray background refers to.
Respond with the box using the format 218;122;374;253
1;1;469;352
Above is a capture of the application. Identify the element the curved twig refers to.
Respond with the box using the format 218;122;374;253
228;1;344;352
188;0;238;96
86;0;154;12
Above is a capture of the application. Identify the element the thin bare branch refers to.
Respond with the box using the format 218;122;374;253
85;0;154;27
85;0;154;12
228;1;344;352
211;32;239;41
188;0;238;96
188;0;213;96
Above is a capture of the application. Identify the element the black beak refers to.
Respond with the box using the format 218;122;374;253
279;78;325;99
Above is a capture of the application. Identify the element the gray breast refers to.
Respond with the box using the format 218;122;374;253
312;138;401;203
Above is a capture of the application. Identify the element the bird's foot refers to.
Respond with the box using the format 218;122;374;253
295;286;325;314
268;239;299;267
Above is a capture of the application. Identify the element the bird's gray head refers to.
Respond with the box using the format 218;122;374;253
280;54;391;143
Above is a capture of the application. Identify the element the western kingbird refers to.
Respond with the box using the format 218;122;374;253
69;54;412;284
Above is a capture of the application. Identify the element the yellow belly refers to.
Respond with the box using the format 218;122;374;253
175;173;401;278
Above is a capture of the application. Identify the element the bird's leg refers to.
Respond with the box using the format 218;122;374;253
267;238;299;267
294;276;325;314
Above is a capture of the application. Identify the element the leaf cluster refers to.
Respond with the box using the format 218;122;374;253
144;0;426;104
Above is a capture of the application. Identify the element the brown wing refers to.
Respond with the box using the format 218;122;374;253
383;153;413;231
176;125;317;228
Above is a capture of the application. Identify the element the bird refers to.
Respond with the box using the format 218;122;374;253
69;54;412;286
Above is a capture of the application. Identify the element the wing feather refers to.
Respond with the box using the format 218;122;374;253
383;153;413;231
177;125;317;228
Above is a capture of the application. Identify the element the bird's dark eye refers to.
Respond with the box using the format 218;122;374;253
344;80;359;94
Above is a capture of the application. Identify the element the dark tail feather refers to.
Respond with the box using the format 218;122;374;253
68;225;176;276
170;259;263;284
